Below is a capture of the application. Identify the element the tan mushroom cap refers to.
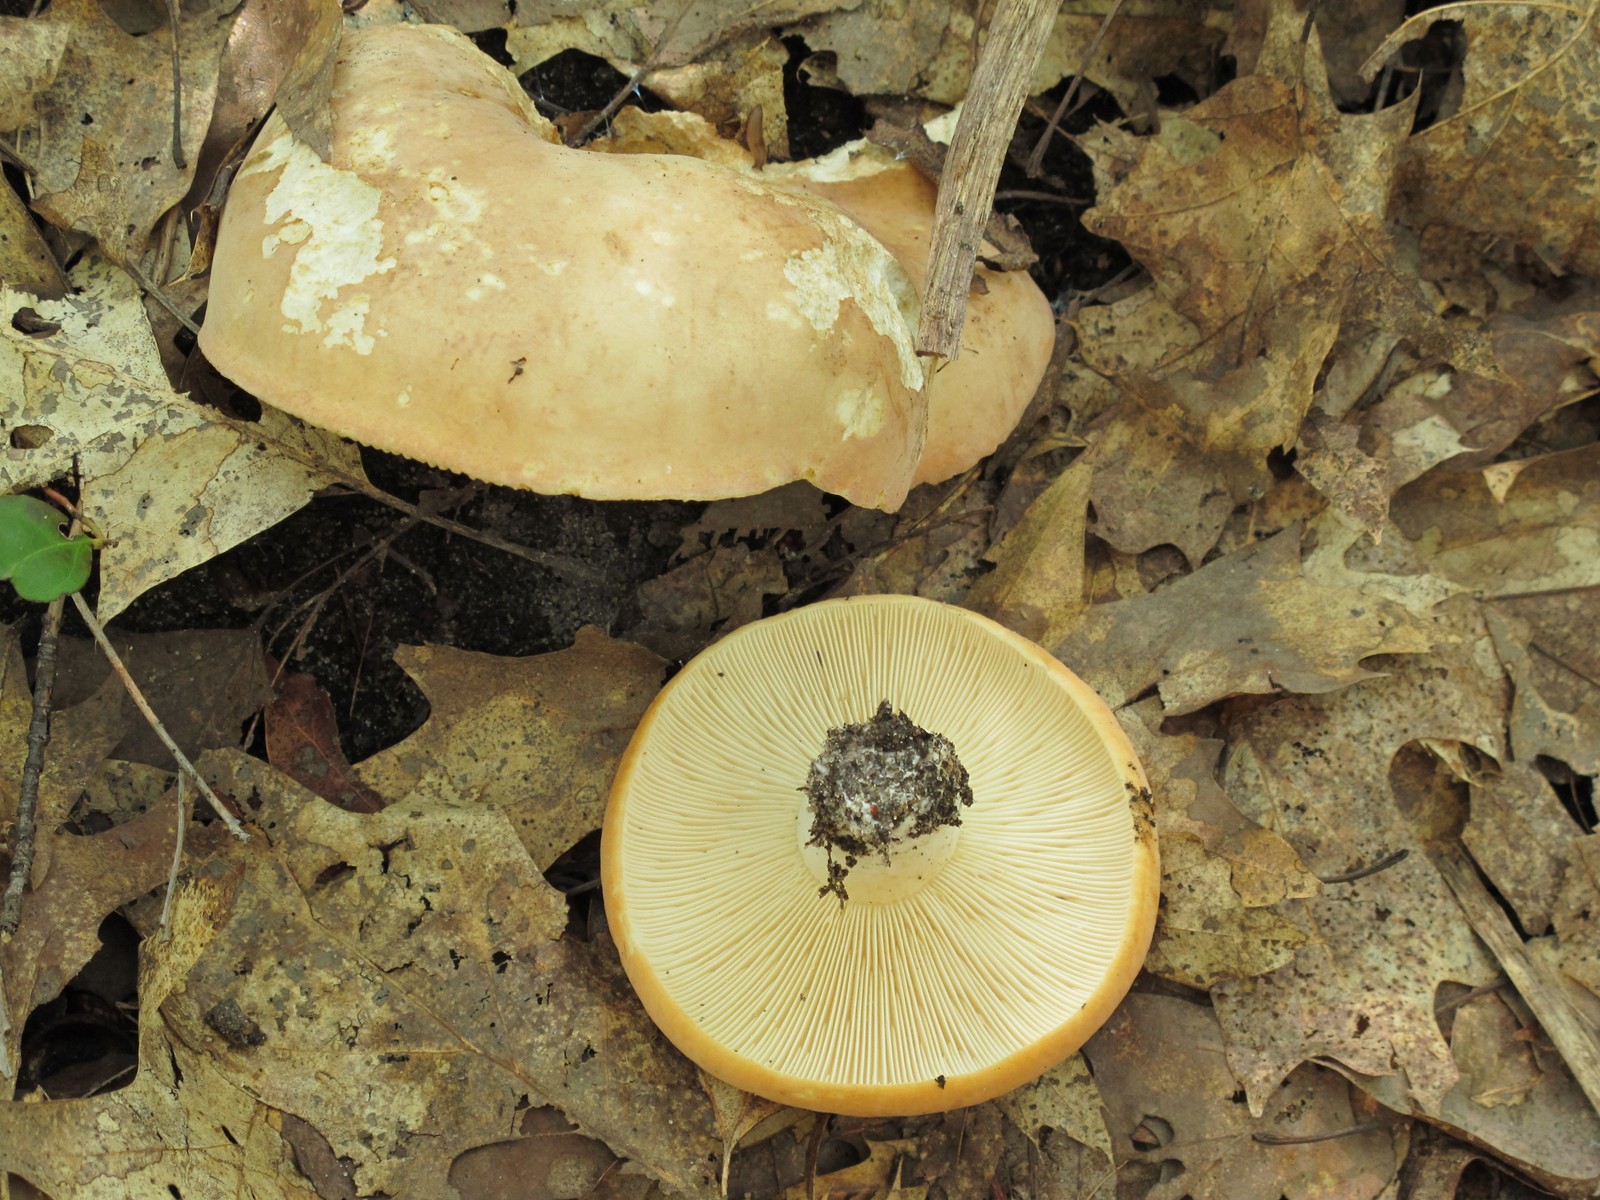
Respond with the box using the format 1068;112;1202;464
602;111;1058;487
199;24;927;510
603;594;1159;1116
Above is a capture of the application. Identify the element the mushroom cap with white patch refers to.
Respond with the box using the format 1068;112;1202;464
199;24;927;510
602;594;1160;1116
598;110;1059;489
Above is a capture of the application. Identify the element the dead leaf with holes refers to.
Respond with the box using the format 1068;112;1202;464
1368;4;1600;277
1072;8;1474;564
11;0;232;265
0;865;319;1198
1211;616;1506;1111
0;256;362;621
1118;701;1318;990
1085;994;1401;1200
169;752;718;1198
353;628;666;871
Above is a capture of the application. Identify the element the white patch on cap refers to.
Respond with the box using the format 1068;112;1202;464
833;387;888;440
466;273;508;301
780;203;923;392
344;125;396;171
633;277;676;307
396;391;411;407
248;130;396;355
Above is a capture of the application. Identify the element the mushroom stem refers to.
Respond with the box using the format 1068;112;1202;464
802;700;972;904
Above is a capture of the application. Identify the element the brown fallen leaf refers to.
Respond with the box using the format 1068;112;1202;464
1391;443;1600;599
1073;8;1439;562
1087;994;1400;1200
1050;522;1435;716
1210;609;1503;1081
1367;4;1600;277
0;866;322;1197
153;751;722;1198
631;542;788;662
354;627;666;871
964;457;1091;647
1463;760;1585;936
1120;702;1317;989
17;0;232;264
2;797;187;1086
264;671;388;814
995;1053;1111;1163
51;628;272;770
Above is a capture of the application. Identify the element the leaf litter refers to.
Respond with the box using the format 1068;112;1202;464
1;0;1599;1196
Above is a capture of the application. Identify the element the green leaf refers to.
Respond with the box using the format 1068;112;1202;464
0;494;93;602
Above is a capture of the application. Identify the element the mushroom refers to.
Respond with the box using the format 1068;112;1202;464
602;594;1158;1116
199;23;927;510
596;110;1058;488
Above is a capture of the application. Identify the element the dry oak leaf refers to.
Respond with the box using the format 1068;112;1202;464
1085;995;1400;1200
1119;701;1317;990
161;751;721;1199
1368;1;1600;276
1487;603;1600;777
995;1053;1113;1164
0;16;67;131
13;0;231;264
0;871;319;1199
1212;617;1511;1116
795;0;1223;114
1072;11;1439;561
0;257;363;620
1;797;189;1084
354;626;667;872
1390;442;1600;599
1050;522;1436;716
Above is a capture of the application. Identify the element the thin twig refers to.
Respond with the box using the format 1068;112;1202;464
162;0;186;169
917;0;1061;359
1434;974;1509;1017
158;774;188;937
566;0;694;146
0;133;40;178
125;261;201;336
0;593;68;935
1025;0;1128;176
68;592;247;840
1253;1119;1388;1146
1434;843;1600;1119
1316;848;1409;884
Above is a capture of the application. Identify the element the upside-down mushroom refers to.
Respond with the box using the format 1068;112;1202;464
602;594;1159;1116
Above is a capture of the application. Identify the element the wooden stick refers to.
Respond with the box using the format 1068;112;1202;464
1434;843;1600;1119
69;592;247;840
917;0;1061;360
0;594;67;934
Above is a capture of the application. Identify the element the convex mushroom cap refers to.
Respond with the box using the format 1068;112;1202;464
596;109;1058;488
200;23;927;510
602;594;1159;1116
